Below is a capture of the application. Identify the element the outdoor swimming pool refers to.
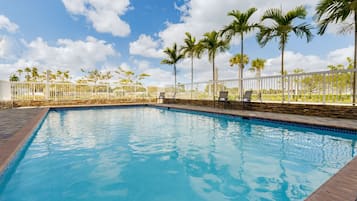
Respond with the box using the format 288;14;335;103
0;106;356;201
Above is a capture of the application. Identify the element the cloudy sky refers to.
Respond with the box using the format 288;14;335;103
0;0;354;86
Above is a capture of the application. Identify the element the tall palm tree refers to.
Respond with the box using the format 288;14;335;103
315;0;357;105
161;43;184;98
249;58;266;101
180;32;202;99
199;31;229;100
257;6;313;102
221;8;259;99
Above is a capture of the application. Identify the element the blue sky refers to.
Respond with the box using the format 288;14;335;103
0;0;354;86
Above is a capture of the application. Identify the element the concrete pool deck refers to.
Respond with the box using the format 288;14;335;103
0;104;356;200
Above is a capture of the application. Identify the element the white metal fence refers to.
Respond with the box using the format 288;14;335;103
10;82;158;101
3;69;357;105
164;69;357;105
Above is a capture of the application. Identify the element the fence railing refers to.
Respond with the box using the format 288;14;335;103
9;82;159;101
164;69;357;105
3;69;357;105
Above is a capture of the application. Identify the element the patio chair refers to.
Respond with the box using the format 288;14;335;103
243;90;253;102
157;92;165;103
217;91;230;108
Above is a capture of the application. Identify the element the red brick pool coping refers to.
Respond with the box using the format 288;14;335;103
0;103;356;201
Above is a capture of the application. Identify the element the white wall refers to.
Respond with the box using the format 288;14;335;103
0;81;11;101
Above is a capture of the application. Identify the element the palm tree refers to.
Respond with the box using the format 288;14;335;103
31;67;39;82
16;69;23;81
63;70;70;81
221;8;259;99
292;68;304;101
56;70;63;82
257;6;313;102
230;54;249;100
24;67;31;81
315;0;357;105
199;31;229;100
161;43;184;98
9;74;19;82
180;32;202;99
249;58;266;101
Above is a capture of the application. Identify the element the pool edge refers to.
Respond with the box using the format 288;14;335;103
0;108;49;176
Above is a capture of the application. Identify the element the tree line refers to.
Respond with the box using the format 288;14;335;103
9;66;150;86
161;0;357;103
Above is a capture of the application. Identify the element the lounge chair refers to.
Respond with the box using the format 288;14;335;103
217;91;230;108
157;92;165;103
243;90;252;102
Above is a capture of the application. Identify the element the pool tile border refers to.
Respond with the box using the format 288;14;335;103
151;104;357;134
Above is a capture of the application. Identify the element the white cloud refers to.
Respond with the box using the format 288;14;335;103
0;36;117;80
62;0;131;37
0;15;18;33
158;0;318;48
129;34;164;58
129;0;319;60
144;67;173;87
327;45;353;64
0;36;11;59
133;59;151;72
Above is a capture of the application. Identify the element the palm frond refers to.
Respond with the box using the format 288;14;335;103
315;0;353;35
292;23;314;42
285;5;307;22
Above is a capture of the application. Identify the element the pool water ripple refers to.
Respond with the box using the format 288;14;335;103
0;107;356;201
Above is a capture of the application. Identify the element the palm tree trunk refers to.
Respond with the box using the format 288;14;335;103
213;55;216;101
191;54;193;99
258;70;262;102
353;11;357;105
240;33;244;101
174;64;177;99
281;43;285;103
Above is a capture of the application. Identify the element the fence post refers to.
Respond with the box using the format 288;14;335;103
45;70;50;100
287;75;290;103
282;75;285;103
322;73;326;104
107;83;109;100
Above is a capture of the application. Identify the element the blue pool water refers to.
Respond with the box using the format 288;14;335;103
0;106;356;201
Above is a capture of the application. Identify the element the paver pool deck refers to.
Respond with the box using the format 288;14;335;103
0;104;356;201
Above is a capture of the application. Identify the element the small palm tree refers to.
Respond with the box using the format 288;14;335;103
16;69;23;80
24;67;31;82
9;74;19;82
257;6;313;102
249;58;266;101
31;67;39;82
161;43;184;98
181;32;202;99
63;70;70;81
292;68;304;100
199;31;229;100
315;0;357;105
230;54;249;99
